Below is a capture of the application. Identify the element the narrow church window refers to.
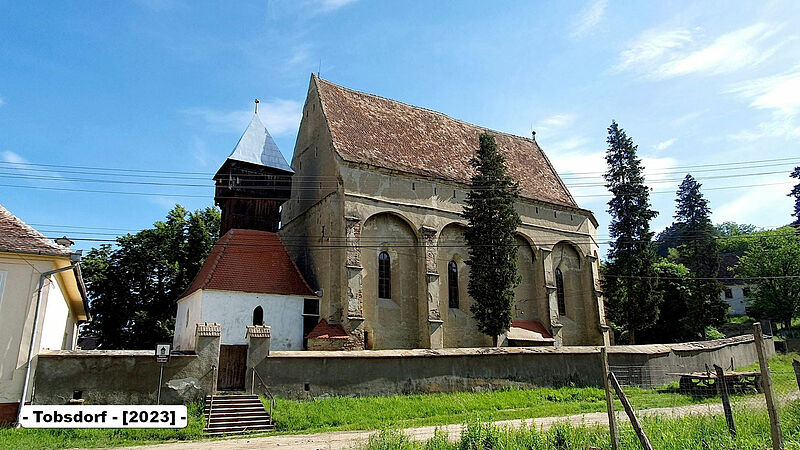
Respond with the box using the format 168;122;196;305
412;182;415;191
535;207;539;214
453;189;457;199
253;306;264;326
378;251;391;299
448;260;459;309
185;308;190;329
555;268;566;315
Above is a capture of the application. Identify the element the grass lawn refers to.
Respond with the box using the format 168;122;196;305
364;401;800;449
1;354;797;449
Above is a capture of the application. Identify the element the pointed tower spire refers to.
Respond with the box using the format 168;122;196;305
213;102;294;235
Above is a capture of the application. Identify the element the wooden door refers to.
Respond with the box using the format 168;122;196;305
217;345;247;391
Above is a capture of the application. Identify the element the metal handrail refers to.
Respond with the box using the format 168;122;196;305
206;364;217;429
249;368;275;420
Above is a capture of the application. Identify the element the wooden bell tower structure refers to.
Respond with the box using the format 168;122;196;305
214;100;294;234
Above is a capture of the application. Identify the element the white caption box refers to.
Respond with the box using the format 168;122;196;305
18;405;188;428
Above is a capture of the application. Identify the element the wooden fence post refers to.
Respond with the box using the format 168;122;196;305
600;347;619;450
755;322;783;450
792;359;800;392
609;372;653;450
713;364;736;437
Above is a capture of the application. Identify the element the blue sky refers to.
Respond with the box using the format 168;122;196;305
1;0;799;254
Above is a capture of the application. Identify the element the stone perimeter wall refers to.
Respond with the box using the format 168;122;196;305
32;335;771;404
256;335;770;398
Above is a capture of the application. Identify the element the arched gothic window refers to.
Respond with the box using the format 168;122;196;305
253;305;264;326
448;260;459;309
378;251;391;299
555;268;566;316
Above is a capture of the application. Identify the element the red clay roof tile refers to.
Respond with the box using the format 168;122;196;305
314;76;578;208
306;319;349;339
0;203;73;257
181;229;315;298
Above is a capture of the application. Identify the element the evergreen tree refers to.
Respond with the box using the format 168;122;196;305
81;205;220;349
463;133;522;345
790;166;800;226
673;174;726;338
602;121;661;344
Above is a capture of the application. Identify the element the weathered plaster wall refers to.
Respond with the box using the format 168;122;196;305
33;332;221;406
174;291;203;351
200;290;304;350
253;336;771;398
280;76;607;350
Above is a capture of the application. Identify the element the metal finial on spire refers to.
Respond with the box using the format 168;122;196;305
254;98;259;114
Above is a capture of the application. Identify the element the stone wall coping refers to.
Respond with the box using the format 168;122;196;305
38;350;198;358
267;336;761;359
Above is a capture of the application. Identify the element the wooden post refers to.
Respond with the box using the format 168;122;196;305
792;359;800;392
714;364;736;437
600;347;619;450
755;322;783;450
609;372;653;450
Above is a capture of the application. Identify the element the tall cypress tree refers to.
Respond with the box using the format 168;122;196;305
790;166;800;226
463;133;521;345
673;174;726;338
602;121;661;344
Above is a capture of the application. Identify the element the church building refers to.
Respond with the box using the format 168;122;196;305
175;74;608;352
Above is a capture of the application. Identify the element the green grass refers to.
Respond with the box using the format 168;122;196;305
0;403;205;449
363;401;800;449
2;353;798;448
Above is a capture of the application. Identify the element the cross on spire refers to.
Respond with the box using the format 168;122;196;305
254;98;259;114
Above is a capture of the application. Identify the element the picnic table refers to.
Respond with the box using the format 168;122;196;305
668;370;763;395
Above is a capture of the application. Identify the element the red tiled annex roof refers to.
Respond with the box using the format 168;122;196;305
314;75;578;208
507;320;554;342
0;203;72;257
306;319;349;339
181;229;315;298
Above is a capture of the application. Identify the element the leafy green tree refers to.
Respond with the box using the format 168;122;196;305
81;205;220;349
463;133;521;345
736;227;800;330
714;222;760;254
790;166;800;226
601;121;661;344
673;174;726;338
639;260;694;344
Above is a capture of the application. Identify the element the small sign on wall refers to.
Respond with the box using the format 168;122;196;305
155;343;171;363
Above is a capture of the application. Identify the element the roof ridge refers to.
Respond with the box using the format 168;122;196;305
0;203;71;256
314;75;539;143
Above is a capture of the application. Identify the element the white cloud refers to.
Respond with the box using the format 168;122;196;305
616;23;783;79
1;150;65;180
654;138;676;151
184;99;302;136
713;182;793;225
727;69;800;140
534;113;577;134
615;28;693;72
316;0;357;12
728;69;800;113
571;0;608;38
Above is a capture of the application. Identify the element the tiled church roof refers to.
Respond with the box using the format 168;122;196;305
181;229;315;298
0;203;73;257
314;75;578;208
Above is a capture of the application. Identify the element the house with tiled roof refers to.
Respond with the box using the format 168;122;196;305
718;252;753;316
278;75;607;350
0;203;89;425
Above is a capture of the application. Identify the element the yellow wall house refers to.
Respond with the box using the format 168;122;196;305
0;203;90;426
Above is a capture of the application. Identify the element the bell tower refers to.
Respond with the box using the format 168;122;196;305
214;100;294;234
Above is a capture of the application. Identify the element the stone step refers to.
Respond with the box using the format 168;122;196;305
203;424;275;435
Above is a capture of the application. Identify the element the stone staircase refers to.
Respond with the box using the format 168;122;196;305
203;394;274;436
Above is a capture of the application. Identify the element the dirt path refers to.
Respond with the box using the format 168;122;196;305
129;401;738;450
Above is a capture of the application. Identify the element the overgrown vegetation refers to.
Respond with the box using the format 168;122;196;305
362;402;800;450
